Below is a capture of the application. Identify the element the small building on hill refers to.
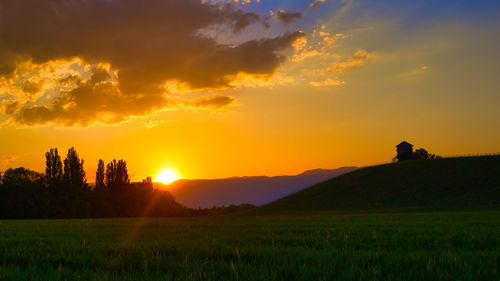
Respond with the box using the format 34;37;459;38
396;141;413;161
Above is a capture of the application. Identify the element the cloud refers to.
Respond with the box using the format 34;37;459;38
1;64;237;126
319;32;347;49
139;117;167;130
271;9;303;25
413;65;430;75
183;95;235;110
0;0;305;127
231;0;261;6
1;155;18;168
291;25;346;62
227;72;295;88
328;49;374;72
400;65;431;79
309;79;345;87
309;0;327;9
292;48;320;62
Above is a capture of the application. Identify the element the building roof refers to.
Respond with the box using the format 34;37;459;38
396;141;413;147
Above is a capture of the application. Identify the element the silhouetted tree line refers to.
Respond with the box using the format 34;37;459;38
0;147;194;219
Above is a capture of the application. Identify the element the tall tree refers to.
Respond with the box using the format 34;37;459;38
63;147;86;186
45;148;63;185
96;159;105;188
0;171;3;185
105;159;129;189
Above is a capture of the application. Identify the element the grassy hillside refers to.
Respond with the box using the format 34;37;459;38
260;156;500;212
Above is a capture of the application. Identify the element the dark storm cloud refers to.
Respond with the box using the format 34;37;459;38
0;0;305;126
274;9;303;25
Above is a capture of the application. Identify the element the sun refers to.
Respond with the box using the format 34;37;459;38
155;169;181;184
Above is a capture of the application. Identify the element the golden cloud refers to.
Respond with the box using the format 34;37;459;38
320;32;347;49
328;49;374;72
292;48;320;62
309;0;327;9
309;79;345;87
292;25;346;63
0;0;305;127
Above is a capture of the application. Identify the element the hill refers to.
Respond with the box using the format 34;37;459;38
155;167;358;208
260;156;500;212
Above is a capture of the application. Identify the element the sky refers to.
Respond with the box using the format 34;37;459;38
0;0;499;181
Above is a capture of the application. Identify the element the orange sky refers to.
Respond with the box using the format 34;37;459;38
0;0;499;181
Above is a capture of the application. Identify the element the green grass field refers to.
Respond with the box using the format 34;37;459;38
1;211;499;281
2;156;499;280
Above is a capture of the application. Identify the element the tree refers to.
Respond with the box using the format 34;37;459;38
0;167;46;219
96;159;105;188
2;167;43;186
429;153;441;159
45;148;63;185
0;171;3;185
413;148;429;160
142;177;153;188
105;159;129;190
63;147;86;186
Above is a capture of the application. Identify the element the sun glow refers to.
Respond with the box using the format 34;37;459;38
155;169;181;184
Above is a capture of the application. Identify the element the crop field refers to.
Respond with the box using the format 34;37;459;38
1;211;499;281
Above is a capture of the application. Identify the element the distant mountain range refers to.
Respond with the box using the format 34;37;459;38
155;167;358;208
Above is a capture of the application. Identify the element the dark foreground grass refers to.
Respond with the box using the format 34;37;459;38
1;211;499;281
